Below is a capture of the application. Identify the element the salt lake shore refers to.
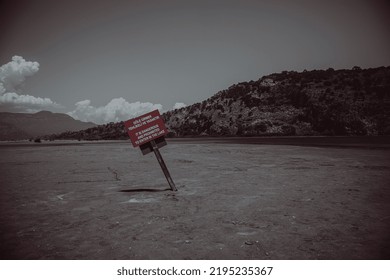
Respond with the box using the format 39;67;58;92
0;137;389;259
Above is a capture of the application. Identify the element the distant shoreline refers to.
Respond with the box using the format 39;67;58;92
168;135;390;150
1;135;389;150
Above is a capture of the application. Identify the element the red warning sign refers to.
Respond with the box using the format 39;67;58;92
124;110;168;147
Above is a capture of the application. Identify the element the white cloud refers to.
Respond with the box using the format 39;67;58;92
0;56;61;113
67;98;163;124
0;55;40;93
0;83;5;94
173;102;186;109
0;90;61;112
0;92;61;112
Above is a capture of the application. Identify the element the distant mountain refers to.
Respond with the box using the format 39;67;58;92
0;111;96;140
45;66;390;140
43;121;129;141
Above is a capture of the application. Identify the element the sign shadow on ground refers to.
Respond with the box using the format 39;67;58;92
119;188;171;193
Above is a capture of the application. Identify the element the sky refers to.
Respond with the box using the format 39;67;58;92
1;0;389;124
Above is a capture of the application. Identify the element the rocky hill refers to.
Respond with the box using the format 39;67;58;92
0;111;96;140
46;66;390;140
165;66;390;136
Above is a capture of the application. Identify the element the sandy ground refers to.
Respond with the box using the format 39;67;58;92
0;139;389;259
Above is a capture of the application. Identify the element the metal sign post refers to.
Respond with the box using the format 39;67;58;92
124;110;177;191
150;140;177;191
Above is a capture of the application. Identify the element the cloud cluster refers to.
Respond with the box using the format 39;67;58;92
0;56;60;112
0;55;39;93
173;102;186;109
0;92;60;113
67;98;163;124
1;56;187;122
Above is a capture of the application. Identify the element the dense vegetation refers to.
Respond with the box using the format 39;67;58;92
164;66;390;136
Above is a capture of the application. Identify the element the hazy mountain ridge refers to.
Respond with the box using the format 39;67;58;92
44;66;390;140
0;111;96;140
45;121;128;141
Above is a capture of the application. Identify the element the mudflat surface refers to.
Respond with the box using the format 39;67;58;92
0;138;389;259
